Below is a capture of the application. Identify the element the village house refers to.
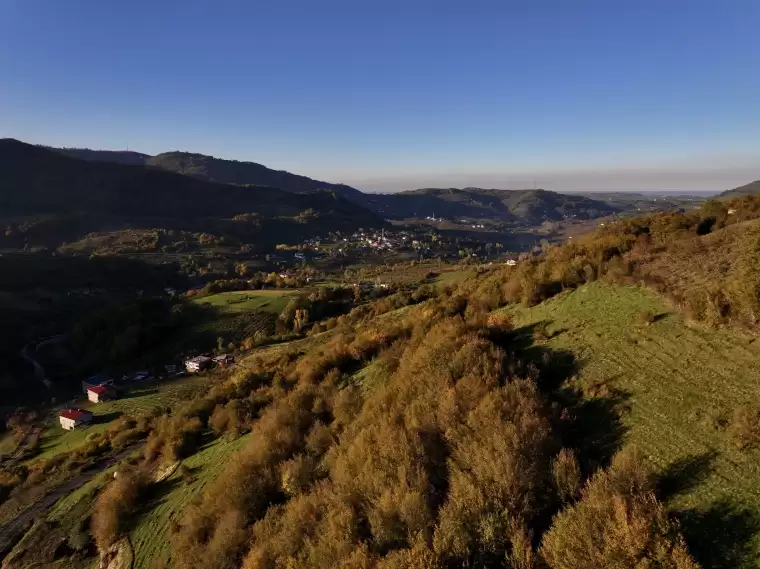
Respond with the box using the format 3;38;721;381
213;354;235;367
85;374;113;385
87;384;115;403
59;408;93;430
185;355;212;373
82;374;114;395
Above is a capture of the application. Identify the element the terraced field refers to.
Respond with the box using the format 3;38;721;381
509;282;760;568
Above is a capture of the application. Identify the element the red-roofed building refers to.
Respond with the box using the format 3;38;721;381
59;409;93;430
87;384;115;403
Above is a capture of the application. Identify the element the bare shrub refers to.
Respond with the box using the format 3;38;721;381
279;454;316;496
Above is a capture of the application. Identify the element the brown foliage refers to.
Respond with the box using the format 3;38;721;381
91;469;148;550
158;253;711;569
540;449;699;569
552;448;581;503
433;381;554;562
728;405;760;449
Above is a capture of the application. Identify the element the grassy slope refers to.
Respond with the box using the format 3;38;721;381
131;435;250;569
435;267;477;287
509;282;760;566
191;289;298;314
33;375;212;462
41;437;248;569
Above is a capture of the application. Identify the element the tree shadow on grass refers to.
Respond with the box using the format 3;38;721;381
676;500;760;569
651;451;759;568
127;474;185;534
117;388;160;400
496;322;629;473
651;446;759;567
656;450;718;502
91;411;122;425
563;389;630;475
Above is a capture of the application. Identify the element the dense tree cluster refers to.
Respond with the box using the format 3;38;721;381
136;287;701;569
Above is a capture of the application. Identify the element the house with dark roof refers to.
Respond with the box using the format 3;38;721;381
82;374;114;394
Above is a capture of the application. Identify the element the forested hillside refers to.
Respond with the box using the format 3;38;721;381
51;145;365;200
48;144;707;225
720;180;760;198
360;187;617;223
1;139;382;247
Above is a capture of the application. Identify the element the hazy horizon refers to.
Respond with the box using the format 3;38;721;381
3;135;752;196
3;1;758;193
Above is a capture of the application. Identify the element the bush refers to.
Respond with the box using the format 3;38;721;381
728;405;760;449
540;449;698;569
552;449;581;503
91;470;148;550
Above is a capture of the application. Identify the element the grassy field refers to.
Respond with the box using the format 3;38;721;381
130;434;250;569
434;266;477;287
186;290;298;345
509;282;760;568
33;375;212;462
192;289;298;314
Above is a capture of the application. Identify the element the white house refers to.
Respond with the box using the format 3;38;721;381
86;384;115;403
59;409;93;430
185;355;212;373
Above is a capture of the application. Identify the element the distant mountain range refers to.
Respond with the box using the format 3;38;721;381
50;146;620;224
381;187;616;223
53;147;364;200
1;140;382;247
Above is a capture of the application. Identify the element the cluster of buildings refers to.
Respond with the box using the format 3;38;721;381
184;353;235;373
57;364;187;430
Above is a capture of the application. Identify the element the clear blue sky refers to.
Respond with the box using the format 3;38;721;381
2;0;759;191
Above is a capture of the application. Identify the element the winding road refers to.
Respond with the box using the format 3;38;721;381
18;335;65;390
